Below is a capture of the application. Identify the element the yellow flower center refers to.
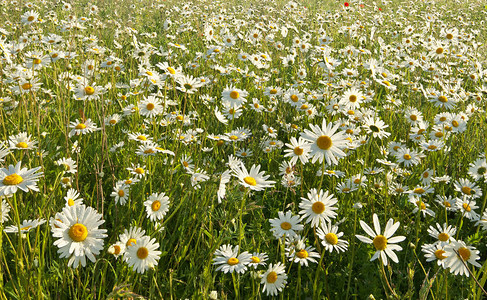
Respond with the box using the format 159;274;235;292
227;257;239;265
127;238;137;247
373;235;388;251
3;173;23;185
414;188;425;194
113;245;121;255
151;200;161;211
270;89;278;94
68;223;88;242
22;83;32;90
446;33;453;40
296;249;308;259
438;96;448;103
68;198;75;206
27;16;35;21
137;247;149;259
118;190;125;197
325;232;338;245
461;186;472;195
293;147;304;156
135;168;144;174
457;247;470;261
311;201;325;214
229;135;238;140
75;123;86;130
16;142;28;148
416;201;426;210
280;222;292;230
403;154;412;160
462;203;471;212
436;47;444;54
243;176;257;186
438;233;449;242
434;249;447;260
349;95;357;102
230;91;240;99
316;135;332;150
146;103;155;110
290;94;299;102
443;201;451;207
84;86;95;95
266;271;278;283
410;115;417;121
251;256;260;263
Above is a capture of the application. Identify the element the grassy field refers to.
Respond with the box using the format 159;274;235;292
1;0;487;298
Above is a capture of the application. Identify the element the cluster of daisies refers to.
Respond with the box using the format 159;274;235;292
1;0;487;298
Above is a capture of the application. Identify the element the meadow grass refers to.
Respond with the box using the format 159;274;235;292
1;0;487;299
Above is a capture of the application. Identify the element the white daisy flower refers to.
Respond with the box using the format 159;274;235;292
317;222;349;253
4;218;46;233
299;188;338;227
52;205;107;268
213;244;252;274
231;164;275;191
300;119;347;165
0;162;43;196
261;262;287;296
269;211;303;239
356;213;405;266
144;192;170;222
126;235;162;274
443;241;481;277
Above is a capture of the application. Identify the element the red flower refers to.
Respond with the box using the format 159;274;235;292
344;2;349;7
378;7;382;11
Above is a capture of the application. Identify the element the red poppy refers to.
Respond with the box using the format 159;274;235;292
344;2;349;7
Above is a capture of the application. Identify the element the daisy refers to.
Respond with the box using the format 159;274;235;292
213;244;252;274
362;117;390;139
144;192;170;222
456;198;480;221
110;182;129;205
0;162;43;196
221;85;248;108
249;252;268;269
317;222;349;253
107;242;126;259
55;157;78;174
138;95;163;118
8;132;38;150
68;119;99;137
119;226;146;251
454;178;481;199
127;164;148;179
434;195;457;211
468;158;487;182
65;188;83;207
340;88;364;109
217;170;232;203
126;235;162;274
421;243;448;267
300;119;348;165
269;211;303;239
52;205;107;268
356;213;406;266
4;218;46;233
74;82;103;101
231;164;275;192
299;188;338;227
1;199;11;223
176;75;203;94
443;241;481;277
395;148;422;167
285;236;320;267
427;223;456;246
283;137;311;165
261;262;287;296
21;10;39;25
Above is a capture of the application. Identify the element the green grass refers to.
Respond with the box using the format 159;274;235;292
1;0;487;299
